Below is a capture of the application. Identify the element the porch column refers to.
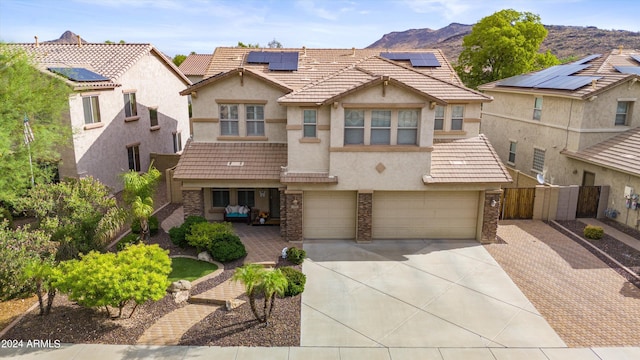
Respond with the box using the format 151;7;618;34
279;188;287;238
182;188;204;219
481;190;502;244
357;190;373;243
285;190;303;243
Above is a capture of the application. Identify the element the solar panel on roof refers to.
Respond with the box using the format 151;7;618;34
630;54;640;64
246;52;268;63
572;54;601;65
380;52;441;67
269;62;298;71
536;76;600;90
614;66;640;75
497;64;590;89
48;67;109;82
246;51;299;71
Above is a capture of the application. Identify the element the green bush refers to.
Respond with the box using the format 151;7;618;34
187;222;233;252
280;266;306;297
584;225;604;240
169;215;207;248
0;208;13;229
131;216;159;236
116;233;140;251
208;232;246;263
286;247;307;265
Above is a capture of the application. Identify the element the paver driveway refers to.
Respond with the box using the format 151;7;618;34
301;239;566;348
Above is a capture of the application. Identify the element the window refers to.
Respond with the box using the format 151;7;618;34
434;105;444;130
615;101;629;126
370;110;391;144
344;109;365;145
533;97;543;121
508;141;517;164
246;105;264;136
303;109;317;137
532;148;545;173
82;95;101;124
212;189;230;207
173;132;182;153
220;104;239;135
149;107;158;127
237;190;255;207
127;145;140;172
398;110;418;145
124;92;137;118
451;105;464;130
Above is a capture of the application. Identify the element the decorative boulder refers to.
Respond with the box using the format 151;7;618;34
226;299;243;311
168;279;192;292
172;290;190;303
198;251;213;262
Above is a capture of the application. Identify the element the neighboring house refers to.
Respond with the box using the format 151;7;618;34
479;49;640;228
178;54;213;83
13;41;191;192
174;47;511;243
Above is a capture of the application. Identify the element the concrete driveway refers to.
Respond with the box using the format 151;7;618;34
301;239;566;349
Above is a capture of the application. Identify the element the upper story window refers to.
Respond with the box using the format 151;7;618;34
434;105;444;130
220;104;239;135
532;148;545;173
124;92;137;118
451;105;464;130
508;141;517;164
398;110;418;145
246;105;264;136
303;109;317;138
127;144;141;172
82;95;101;124
149;107;159;127
371;110;391;144
344;109;365;145
173;131;182;153
615;101;630;126
533;97;543;121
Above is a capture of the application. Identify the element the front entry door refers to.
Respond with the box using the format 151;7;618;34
269;189;280;218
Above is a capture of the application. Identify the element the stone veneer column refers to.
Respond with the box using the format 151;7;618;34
182;189;204;219
481;190;502;244
357;191;373;243
284;190;303;243
279;188;287;238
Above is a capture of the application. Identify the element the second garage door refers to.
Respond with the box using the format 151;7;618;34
303;191;357;239
372;191;479;239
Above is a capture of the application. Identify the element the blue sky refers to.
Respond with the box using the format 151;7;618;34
1;0;639;57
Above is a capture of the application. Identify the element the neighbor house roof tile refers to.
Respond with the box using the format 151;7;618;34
178;54;213;76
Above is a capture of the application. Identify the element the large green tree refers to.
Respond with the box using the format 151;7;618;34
0;44;72;207
121;165;161;241
455;9;560;89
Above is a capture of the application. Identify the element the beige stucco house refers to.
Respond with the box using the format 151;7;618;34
174;47;512;242
13;41;191;192
479;49;640;228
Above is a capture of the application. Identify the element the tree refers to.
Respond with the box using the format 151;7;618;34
173;54;187;67
52;243;171;318
232;264;287;325
455;9;560;89
267;39;283;48
121;164;161;241
237;41;260;48
17;176;127;260
0;44;72;207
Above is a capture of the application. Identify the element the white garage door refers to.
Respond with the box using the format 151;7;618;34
304;191;357;239
372;191;479;239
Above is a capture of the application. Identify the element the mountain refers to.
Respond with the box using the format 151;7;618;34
44;30;88;44
367;23;640;61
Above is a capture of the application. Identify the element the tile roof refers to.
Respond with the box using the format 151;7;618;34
173;141;287;180
204;47;464;91
561;126;640;177
479;49;639;99
279;56;490;105
10;43;190;90
425;134;512;184
178;54;213;76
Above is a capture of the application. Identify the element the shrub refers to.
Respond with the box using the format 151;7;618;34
584;225;604;240
169;215;207;248
131;216;159;236
116;233;140;251
208;232;246;262
286;247;307;265
0;208;13;229
187;222;233;252
280;266;306;297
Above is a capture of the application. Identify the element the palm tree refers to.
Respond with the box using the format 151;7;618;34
121;164;161;242
232;264;288;324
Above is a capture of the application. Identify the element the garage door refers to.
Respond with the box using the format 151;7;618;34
372;191;479;239
304;191;357;239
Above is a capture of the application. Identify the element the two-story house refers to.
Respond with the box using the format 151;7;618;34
479;49;640;228
13;40;191;192
174;47;512;242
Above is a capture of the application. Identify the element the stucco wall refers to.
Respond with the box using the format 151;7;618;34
64;52;189;192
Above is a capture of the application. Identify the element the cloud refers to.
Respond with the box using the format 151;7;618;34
403;0;472;18
295;0;339;21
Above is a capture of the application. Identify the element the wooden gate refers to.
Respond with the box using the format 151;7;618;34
500;188;535;219
576;186;601;218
